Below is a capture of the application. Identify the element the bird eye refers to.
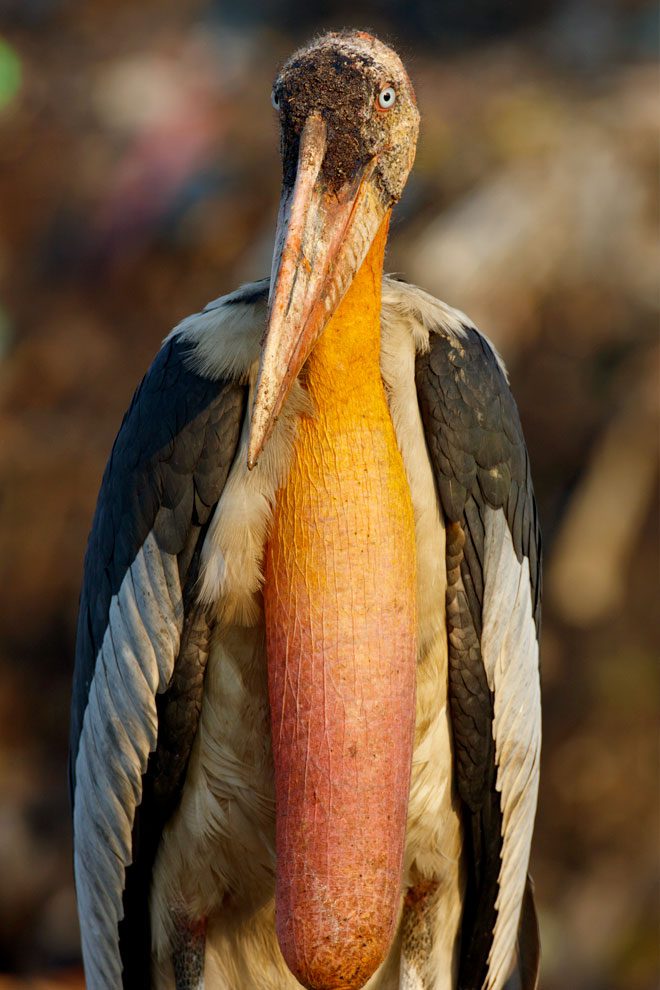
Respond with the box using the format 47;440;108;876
271;89;280;110
377;86;396;110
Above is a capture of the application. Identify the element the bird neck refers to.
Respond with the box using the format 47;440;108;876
302;211;390;401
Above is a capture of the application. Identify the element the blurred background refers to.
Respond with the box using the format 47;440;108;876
0;0;657;987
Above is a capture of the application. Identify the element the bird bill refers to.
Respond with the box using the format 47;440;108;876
248;112;388;468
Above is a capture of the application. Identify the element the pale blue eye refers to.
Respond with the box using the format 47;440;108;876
271;90;280;110
378;86;396;109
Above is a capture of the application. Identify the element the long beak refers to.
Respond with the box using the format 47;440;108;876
247;113;387;469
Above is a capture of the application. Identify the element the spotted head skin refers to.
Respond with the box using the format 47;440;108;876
273;31;420;204
248;31;419;469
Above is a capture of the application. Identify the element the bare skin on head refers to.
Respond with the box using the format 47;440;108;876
249;31;419;469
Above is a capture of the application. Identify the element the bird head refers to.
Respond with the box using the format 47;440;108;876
248;32;419;467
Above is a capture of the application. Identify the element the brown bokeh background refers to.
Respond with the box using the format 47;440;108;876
0;1;658;987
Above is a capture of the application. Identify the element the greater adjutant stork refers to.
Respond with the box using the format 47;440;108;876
70;31;541;990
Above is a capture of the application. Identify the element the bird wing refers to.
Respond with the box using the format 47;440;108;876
69;282;267;989
412;293;541;990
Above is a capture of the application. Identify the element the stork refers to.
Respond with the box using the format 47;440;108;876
70;31;541;990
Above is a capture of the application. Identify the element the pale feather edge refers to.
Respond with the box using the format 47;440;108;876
482;508;541;990
73;536;183;989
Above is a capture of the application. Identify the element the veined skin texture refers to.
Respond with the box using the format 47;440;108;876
264;219;419;989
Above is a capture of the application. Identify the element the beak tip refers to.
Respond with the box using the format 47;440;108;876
246;439;259;471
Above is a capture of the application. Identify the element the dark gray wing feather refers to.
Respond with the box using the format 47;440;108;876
416;325;541;990
70;334;246;989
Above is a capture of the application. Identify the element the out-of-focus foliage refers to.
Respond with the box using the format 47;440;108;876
0;1;657;987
